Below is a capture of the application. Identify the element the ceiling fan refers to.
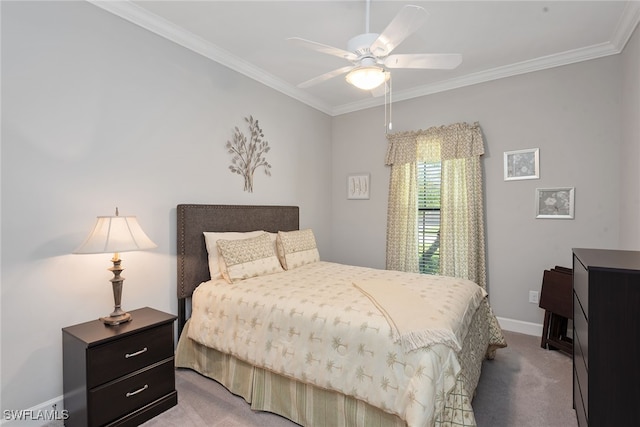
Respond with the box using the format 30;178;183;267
288;1;462;92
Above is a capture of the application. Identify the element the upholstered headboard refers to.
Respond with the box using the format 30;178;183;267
176;204;299;333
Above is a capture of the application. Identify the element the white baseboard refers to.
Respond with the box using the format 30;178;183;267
496;316;543;337
1;395;65;427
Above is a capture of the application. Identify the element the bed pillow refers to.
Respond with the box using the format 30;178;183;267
217;232;283;283
203;230;265;279
276;229;320;270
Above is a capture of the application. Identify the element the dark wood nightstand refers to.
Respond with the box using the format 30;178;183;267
63;307;178;427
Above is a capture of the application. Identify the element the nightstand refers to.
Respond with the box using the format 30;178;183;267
63;307;178;427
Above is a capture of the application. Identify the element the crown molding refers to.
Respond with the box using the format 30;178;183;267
332;41;622;115
89;0;640;117
611;1;640;49
88;0;334;115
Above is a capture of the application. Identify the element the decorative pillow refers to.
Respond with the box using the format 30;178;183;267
217;232;283;283
276;229;320;270
203;230;265;279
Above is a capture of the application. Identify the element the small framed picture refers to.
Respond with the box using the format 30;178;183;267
535;187;575;219
504;148;539;181
347;174;370;200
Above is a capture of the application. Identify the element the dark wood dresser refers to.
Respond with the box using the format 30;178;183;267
63;307;177;427
572;248;640;427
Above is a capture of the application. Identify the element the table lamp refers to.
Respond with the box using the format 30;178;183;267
73;208;157;325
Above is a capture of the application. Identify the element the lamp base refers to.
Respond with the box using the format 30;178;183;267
102;255;132;326
100;311;132;326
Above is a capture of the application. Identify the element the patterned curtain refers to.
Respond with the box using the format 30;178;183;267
439;124;487;289
385;122;485;288
385;161;419;272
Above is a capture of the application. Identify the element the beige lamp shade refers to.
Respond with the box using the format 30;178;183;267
73;210;156;325
74;214;157;254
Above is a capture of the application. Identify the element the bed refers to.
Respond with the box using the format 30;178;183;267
174;204;506;427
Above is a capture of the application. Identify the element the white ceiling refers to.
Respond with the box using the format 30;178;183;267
92;1;640;116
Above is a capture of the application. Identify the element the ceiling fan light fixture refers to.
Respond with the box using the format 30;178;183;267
345;66;388;90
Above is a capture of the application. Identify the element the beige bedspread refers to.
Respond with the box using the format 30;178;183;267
188;261;487;427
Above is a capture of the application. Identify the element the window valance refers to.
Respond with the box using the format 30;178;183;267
385;122;484;165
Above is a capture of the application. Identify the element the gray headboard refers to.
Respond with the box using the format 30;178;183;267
176;204;299;333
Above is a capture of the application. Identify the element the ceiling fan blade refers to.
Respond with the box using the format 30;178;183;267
370;5;428;56
384;53;462;69
297;65;355;88
287;37;358;61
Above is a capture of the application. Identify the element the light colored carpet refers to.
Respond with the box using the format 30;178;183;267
142;330;578;427
472;330;578;427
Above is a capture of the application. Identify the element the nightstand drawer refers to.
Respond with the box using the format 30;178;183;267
89;358;175;427
88;323;174;388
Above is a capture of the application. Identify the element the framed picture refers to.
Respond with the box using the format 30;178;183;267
535;187;575;219
347;174;370;199
504;148;539;181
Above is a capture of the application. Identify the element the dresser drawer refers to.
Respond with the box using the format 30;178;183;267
573;293;589;371
87;323;174;388
574;329;588;414
574;366;588;427
573;256;589;317
88;358;175;427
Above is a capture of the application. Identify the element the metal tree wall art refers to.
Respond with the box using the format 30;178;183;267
226;115;272;192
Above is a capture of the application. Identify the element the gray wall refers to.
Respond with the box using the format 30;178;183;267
620;25;640;248
1;0;638;418
1;1;331;412
332;26;639;330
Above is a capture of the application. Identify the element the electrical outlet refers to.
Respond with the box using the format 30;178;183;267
529;290;539;304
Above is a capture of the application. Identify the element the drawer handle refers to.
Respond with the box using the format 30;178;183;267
124;347;148;358
126;384;148;397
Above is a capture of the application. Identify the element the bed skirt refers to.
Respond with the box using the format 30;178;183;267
175;299;494;427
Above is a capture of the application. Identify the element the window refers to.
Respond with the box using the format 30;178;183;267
418;161;441;274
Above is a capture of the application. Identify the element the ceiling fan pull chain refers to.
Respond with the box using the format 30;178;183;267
384;81;387;133
384;74;393;134
384;75;388;133
388;74;393;131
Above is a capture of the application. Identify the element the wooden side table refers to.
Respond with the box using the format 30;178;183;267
63;307;177;427
539;266;573;355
